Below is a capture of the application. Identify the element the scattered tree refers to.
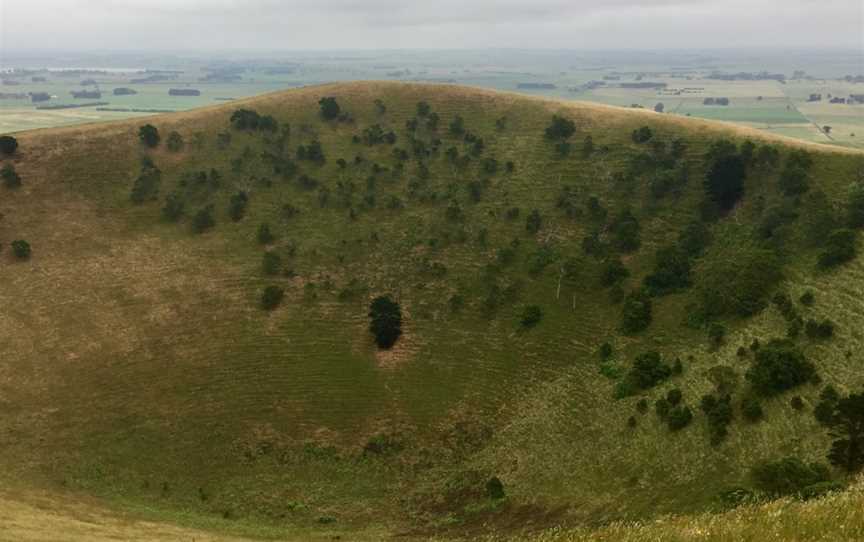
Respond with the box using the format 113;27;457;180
486;477;506;500
525;209;542;234
166;131;184;152
261;285;285;311
0;135;18;155
192;205;215;233
1;163;21;189
621;290;652;334
262;251;282;275
545;115;576;140
318;97;341;120
520;305;543;329
138;124;160;147
161;193;184;221
257;223;275;245
631;126;653;144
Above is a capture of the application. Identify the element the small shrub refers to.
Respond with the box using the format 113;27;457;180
655;398;671;419
192;205;215;233
525;209;542;234
814;385;839;426
701;393;733;444
486;477;506;500
11;240;31;259
627;416;638;428
627;351;671;391
805;319;834;340
799;291;815;306
600;258;629;287
631;126;653;144
741;395;764;422
751;457;831;497
667;388;683;406
818;229;857;269
228;191;249;221
262;251;282;275
621;290;652;334
1;164;21;189
161;193;184;221
708;323;726;347
636;398;649;414
261;286;285;311
257;223;275;244
520;305;543;329
667;405;693;431
363;434;404;456
166;131;184;152
791;396;805;411
598;342;613;361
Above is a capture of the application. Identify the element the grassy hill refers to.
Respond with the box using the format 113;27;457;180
1;81;863;539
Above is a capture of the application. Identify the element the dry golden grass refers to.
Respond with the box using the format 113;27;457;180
0;490;248;542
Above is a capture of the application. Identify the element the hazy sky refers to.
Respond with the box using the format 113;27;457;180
1;0;862;51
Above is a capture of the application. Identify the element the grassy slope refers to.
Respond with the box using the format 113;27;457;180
4;477;864;542
0;81;863;538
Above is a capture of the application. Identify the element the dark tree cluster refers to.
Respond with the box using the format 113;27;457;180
230;109;278;132
746;340;817;397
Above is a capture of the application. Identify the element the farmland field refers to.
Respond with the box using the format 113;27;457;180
2;49;862;148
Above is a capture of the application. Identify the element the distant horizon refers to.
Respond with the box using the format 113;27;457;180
2;0;860;52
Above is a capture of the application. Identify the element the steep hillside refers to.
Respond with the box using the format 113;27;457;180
1;81;863;539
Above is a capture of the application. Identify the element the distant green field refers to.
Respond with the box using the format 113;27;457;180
2;50;862;148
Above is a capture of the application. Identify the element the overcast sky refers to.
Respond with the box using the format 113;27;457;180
1;0;862;51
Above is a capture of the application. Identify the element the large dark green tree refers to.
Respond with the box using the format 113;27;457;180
369;295;402;349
